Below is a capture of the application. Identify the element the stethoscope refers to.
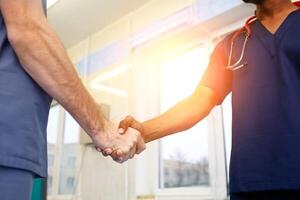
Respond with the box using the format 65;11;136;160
227;1;300;71
227;16;257;71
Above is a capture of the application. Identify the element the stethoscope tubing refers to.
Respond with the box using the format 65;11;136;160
226;16;257;71
227;1;300;71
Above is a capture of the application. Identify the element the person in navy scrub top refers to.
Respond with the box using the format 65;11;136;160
0;1;146;199
117;0;300;199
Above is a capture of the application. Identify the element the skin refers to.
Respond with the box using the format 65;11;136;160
0;0;146;163
117;0;298;158
255;0;298;34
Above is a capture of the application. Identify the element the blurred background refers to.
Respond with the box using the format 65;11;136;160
43;0;256;200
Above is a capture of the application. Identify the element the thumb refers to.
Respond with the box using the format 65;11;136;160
118;115;134;135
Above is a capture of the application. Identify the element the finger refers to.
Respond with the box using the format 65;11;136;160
96;147;102;153
136;137;146;155
117;157;124;163
102;151;109;157
110;149;124;163
122;138;137;161
113;151;125;163
104;148;113;155
102;148;112;157
129;144;137;159
110;151;119;162
116;149;123;157
118;128;125;134
119;145;132;163
118;116;134;135
110;149;123;161
121;129;138;160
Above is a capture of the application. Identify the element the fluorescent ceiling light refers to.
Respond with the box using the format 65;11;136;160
90;65;129;97
92;65;129;83
47;0;60;9
90;84;127;97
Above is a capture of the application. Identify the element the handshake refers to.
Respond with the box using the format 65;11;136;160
91;116;145;163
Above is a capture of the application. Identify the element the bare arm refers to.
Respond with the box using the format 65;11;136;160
0;0;106;137
119;85;219;143
142;86;218;142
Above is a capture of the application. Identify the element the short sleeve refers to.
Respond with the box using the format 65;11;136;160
200;40;233;105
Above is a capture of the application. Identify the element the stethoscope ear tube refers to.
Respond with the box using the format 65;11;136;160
227;34;250;71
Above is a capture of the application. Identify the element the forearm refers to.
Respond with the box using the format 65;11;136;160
142;87;217;143
9;20;107;137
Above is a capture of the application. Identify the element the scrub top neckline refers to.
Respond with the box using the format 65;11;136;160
256;8;300;37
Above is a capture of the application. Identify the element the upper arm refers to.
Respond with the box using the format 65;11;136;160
0;0;47;41
198;39;233;105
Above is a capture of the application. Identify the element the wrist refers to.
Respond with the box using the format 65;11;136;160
140;122;149;143
90;119;115;150
90;119;109;140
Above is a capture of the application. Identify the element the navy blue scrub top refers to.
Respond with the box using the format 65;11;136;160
201;9;300;192
0;0;52;177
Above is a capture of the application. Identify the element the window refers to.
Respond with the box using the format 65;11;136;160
48;154;55;167
48;176;53;193
58;112;80;195
46;105;82;198
67;156;77;169
159;47;211;189
47;0;60;9
222;94;232;182
66;177;75;189
46;105;60;195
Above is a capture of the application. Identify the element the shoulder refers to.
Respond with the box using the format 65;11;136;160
213;31;237;56
210;32;236;63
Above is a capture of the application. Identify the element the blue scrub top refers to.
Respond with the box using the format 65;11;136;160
0;0;52;177
201;9;300;192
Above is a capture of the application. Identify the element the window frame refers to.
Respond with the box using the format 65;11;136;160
148;19;249;200
137;41;224;200
47;103;82;200
157;43;213;190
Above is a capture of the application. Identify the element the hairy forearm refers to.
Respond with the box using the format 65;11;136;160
9;21;106;137
142;87;217;143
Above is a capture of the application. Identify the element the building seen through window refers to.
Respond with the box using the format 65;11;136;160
159;47;211;189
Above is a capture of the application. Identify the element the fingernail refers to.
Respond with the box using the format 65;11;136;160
118;128;125;133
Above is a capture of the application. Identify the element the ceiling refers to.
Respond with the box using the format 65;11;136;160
47;0;151;48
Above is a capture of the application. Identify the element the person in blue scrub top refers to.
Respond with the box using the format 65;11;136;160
0;1;146;199
116;0;300;199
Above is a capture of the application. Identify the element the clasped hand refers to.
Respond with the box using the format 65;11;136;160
92;118;145;163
